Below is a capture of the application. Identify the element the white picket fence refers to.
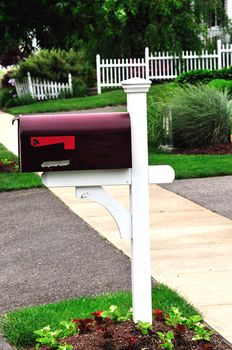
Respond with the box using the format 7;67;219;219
96;39;232;93
14;72;72;100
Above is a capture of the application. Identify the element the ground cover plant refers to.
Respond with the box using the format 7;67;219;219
0;143;42;191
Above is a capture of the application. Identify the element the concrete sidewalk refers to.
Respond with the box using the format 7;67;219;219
1;110;232;344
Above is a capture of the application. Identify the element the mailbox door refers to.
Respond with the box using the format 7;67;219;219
17;113;132;172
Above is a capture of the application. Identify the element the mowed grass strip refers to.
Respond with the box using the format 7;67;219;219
149;152;232;179
6;89;127;115
1;284;198;349
0;143;42;192
6;83;177;115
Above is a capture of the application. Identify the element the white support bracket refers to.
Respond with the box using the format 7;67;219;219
42;165;175;240
75;186;131;239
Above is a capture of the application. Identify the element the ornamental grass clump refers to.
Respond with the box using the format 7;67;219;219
170;84;232;148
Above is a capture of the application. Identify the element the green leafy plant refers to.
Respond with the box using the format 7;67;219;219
101;305;132;322
192;323;215;342
165;307;186;327
157;330;175;349
34;325;60;349
170;84;232;148
34;321;78;349
135;320;152;335
185;314;203;329
58;345;73;350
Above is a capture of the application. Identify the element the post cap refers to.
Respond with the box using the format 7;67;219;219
121;77;152;93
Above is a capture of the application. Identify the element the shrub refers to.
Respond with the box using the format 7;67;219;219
176;66;232;85
207;79;232;96
147;97;164;149
0;89;12;107
72;77;87;97
170;84;232;148
4;94;35;108
13;49;96;88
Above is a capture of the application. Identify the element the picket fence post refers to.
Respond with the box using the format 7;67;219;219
68;73;73;95
27;72;34;98
145;47;149;80
217;39;222;69
96;54;101;94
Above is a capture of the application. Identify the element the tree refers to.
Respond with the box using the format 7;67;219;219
0;0;230;66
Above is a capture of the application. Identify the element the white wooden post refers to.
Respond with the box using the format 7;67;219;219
122;77;152;323
27;72;34;98
96;54;101;94
145;47;150;80
68;73;73;95
217;39;222;69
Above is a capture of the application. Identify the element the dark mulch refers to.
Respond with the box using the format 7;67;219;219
38;319;232;350
173;142;232;155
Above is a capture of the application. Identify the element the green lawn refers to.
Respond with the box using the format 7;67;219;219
6;83;177;115
0;143;42;192
1;284;198;349
150;153;232;179
6;89;127;115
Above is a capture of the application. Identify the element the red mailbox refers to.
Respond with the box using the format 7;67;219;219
15;113;132;172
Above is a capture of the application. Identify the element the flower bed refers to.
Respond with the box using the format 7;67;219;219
34;306;232;350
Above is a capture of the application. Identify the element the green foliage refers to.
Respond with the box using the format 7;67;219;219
208;78;232;96
14;48;95;91
0;0;229;66
101;305;132;322
34;321;77;349
157;331;174;349
135;320;152;335
192;323;215;342
170;84;232;148
0;89;12;107
185;315;203;329
176;66;232;85
4;94;35;108
165;307;186;327
72;77;87;97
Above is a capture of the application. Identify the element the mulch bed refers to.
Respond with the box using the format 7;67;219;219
38;319;232;350
173;142;232;155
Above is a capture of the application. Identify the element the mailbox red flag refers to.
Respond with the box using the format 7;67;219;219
30;136;75;150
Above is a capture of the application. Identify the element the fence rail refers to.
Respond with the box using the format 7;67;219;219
96;39;232;93
14;72;72;100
